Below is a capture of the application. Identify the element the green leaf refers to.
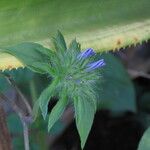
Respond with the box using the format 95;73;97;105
31;62;55;75
0;0;150;71
36;46;54;59
96;53;136;113
6;67;34;83
138;127;150;150
0;75;10;92
74;96;95;149
38;79;59;119
53;31;67;52
0;42;51;72
0;0;149;49
48;91;68;132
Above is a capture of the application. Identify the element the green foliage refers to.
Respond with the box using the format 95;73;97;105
48;89;68;131
0;75;10;92
0;32;137;148
2;32;103;148
74;95;95;149
7;68;34;84
96;53;136;112
36;32;99;148
0;0;149;48
138;127;150;150
0;42;52;72
38;79;59;119
53;31;67;52
0;0;149;71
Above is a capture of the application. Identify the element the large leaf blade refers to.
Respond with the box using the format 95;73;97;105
0;0;149;71
0;0;149;47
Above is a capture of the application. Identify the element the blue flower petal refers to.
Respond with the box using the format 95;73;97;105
86;59;105;71
77;48;95;59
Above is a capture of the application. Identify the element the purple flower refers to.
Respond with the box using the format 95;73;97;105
77;48;95;59
86;59;105;71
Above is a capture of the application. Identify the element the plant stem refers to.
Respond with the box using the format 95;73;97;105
18;112;30;150
0;73;33;150
0;93;30;150
5;74;32;115
23;121;30;150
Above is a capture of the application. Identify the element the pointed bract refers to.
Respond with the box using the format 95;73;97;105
53;31;67;53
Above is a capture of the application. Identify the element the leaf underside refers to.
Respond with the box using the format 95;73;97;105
0;0;150;71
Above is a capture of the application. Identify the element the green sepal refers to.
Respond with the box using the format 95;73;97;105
31;62;55;76
69;39;81;53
